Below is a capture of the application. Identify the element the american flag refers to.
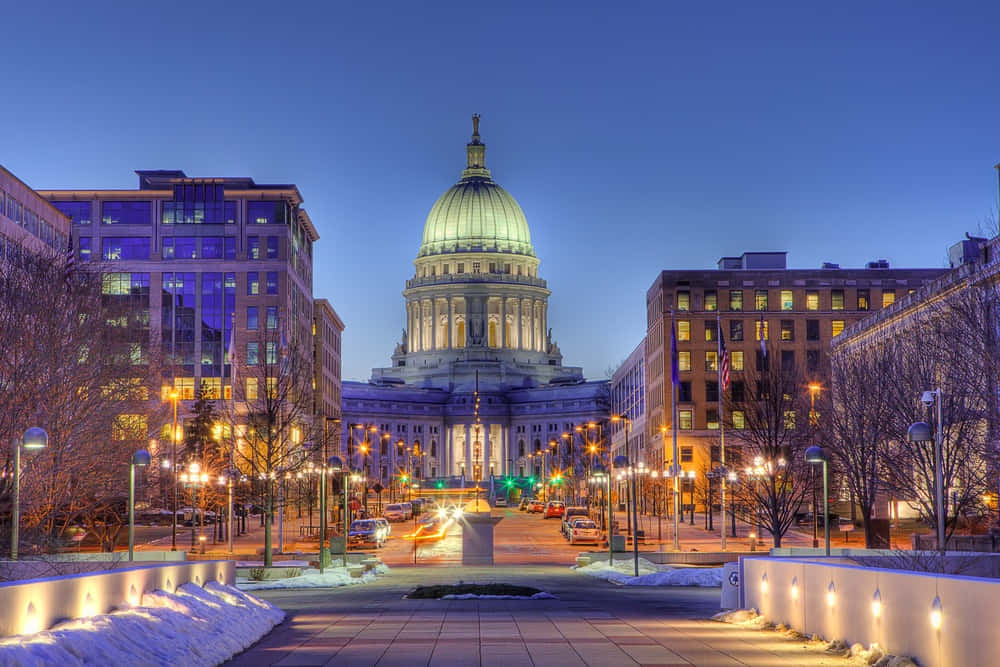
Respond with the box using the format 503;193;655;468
719;328;730;391
63;235;75;289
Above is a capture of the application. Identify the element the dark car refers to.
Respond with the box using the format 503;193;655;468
348;519;386;548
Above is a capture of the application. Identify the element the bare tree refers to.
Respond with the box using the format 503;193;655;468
0;251;166;553
725;343;811;547
232;323;314;566
822;341;898;547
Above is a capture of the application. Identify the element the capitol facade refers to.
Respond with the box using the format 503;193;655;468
341;117;608;488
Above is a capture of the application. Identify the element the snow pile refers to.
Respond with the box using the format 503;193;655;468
441;592;558;600
711;608;773;629
0;582;282;666
237;563;389;590
575;557;722;587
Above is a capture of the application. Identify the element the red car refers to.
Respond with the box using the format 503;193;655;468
527;500;545;513
543;501;566;519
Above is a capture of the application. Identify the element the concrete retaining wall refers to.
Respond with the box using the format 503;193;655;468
0;560;234;637
742;556;1000;667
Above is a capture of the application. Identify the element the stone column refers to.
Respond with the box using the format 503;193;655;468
464;423;472;480
431;298;437;350
499;297;506;348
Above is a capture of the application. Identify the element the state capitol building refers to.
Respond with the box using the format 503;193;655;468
341;117;609;491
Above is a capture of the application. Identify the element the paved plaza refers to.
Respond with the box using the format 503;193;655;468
228;565;852;666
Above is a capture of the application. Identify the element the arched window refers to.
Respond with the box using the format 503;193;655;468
518;439;525;457
456;320;466;348
430;440;437;456
488;321;497;347
533;439;541;452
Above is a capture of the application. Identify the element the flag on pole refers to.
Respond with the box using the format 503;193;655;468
63;235;75;289
670;313;680;386
719;328;731;391
759;311;768;358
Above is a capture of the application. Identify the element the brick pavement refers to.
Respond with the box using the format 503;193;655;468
228;565;853;666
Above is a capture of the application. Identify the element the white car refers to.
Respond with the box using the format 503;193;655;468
383;504;406;522
568;519;601;546
494;497;508;507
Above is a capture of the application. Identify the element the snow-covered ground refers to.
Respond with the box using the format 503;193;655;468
237;563;390;590
574;556;723;587
0;582;283;666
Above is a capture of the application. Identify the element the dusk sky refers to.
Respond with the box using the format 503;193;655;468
4;1;999;381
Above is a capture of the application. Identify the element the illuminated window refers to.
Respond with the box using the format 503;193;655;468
784;411;796;430
832;320;845;337
705;321;717;342
781;290;794;311
882;291;896;308
831;289;844;310
729;290;743;311
247;272;260;296
678;351;691;372
679;411;693;430
266;378;277;398
704;290;717;311
857;289;870;311
780;320;794;341
755;290;768;311
707;409;719;430
705;351;718;372
731;350;744;371
246;378;258;400
732;410;745;429
112;414;147;441
676;291;690;311
677;321;690;341
806;290;819;311
755;319;769;341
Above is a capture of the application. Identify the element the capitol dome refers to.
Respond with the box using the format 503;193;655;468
417;116;534;258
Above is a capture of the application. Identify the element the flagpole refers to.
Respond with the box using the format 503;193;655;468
670;310;681;552
228;312;236;555
718;312;727;551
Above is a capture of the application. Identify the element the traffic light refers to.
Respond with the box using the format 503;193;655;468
436;481;444;489
400;473;409;484
503;476;514;488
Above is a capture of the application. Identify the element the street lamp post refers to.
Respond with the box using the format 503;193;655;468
12;427;48;560
613;455;639;577
179;462;209;552
727;471;738;537
908;388;946;554
805;446;830;556
686;470;696;525
327;456;348;568
168;389;180;551
808;382;822;548
128;449;152;561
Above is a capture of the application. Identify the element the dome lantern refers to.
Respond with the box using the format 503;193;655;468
418;116;535;258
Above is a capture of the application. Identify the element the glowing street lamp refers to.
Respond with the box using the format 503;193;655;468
12;427;48;560
805;446;830;556
179;462;210;552
128;449;152;560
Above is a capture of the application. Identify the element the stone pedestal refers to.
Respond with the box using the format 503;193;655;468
461;500;502;566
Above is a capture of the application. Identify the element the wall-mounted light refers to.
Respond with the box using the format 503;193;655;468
760;573;768;594
790;576;798;600
930;596;942;630
826;581;836;608
872;589;882;618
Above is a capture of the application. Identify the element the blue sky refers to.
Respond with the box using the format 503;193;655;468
3;1;998;380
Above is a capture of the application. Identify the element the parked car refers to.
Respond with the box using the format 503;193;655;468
519;497;533;511
562;516;594;539
494;497;508;507
348;519;386;548
375;517;391;537
383;504;406;522
544;501;566;519
561;507;590;536
527;500;545;513
568;519;601;546
400;502;413;519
